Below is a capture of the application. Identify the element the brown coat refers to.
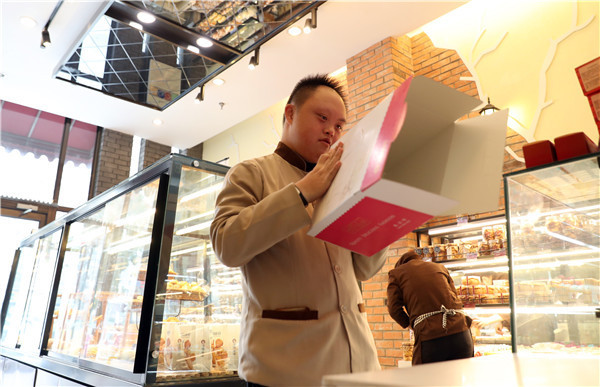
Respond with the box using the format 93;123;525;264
210;143;388;386
387;253;471;364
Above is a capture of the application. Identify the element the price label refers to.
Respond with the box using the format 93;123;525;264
466;252;478;261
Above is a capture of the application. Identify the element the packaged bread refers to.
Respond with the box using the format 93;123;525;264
462;243;479;255
545;215;561;233
422;246;434;261
446;244;461;260
478;240;490;256
433;244;447;261
493;225;507;240
483;226;495;241
481;275;493;285
462;276;481;286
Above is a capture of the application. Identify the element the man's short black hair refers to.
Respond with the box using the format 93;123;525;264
283;74;347;125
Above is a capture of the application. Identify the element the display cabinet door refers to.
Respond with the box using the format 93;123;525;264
17;229;63;353
46;178;160;372
1;241;39;348
505;154;600;354
150;164;242;383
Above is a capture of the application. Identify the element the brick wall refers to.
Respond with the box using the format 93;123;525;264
140;139;172;170
185;142;204;160
345;32;527;368
93;128;133;196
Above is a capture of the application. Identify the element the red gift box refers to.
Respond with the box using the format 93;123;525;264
554;132;598;161
522;140;557;168
575;57;600;96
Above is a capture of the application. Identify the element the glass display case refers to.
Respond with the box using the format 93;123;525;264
0;154;244;386
137;0;316;51
504;152;600;357
415;216;513;357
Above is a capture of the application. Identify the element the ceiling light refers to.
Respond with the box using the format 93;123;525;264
40;0;63;49
248;48;260;70
195;85;204;104
153;118;163;126
288;26;302;36
212;78;225;86
137;11;156;24
303;20;312;34
196;37;213;48
20;16;37;28
303;8;317;34
187;45;200;54
479;97;499;116
40;29;51;48
129;21;143;31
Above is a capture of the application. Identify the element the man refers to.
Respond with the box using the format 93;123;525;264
210;74;388;386
387;249;473;365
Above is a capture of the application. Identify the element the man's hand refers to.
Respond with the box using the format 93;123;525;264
295;142;343;203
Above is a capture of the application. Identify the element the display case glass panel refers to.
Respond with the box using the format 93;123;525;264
47;178;160;370
17;229;63;353
151;165;241;383
505;154;600;356
1;241;39;348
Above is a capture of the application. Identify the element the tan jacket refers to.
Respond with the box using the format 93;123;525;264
210;144;387;386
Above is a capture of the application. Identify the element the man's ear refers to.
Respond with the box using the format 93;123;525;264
284;104;295;125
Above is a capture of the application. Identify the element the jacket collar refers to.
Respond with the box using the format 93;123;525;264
274;141;316;172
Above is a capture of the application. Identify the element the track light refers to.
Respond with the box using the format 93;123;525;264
195;85;204;104
41;28;51;48
248;48;260;70
303;8;317;34
40;0;64;49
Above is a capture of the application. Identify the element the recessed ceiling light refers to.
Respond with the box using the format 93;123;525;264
20;16;37;29
153;118;163;126
129;21;143;31
212;78;225;86
196;37;213;48
288;26;302;36
187;45;200;54
137;11;156;24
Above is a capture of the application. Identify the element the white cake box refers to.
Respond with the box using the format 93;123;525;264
308;76;508;256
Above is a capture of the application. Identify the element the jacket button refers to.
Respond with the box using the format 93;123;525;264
340;304;347;313
334;264;342;273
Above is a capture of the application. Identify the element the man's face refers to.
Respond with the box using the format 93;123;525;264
283;85;346;163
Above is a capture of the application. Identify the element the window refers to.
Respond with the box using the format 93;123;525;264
0;100;98;209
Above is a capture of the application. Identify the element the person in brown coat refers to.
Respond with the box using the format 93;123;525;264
387;249;473;365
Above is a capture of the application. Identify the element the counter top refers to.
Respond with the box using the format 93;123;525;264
322;353;599;386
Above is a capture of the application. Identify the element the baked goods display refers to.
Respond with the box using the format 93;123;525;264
166;279;209;301
151;245;242;381
456;277;510;305
155;321;239;382
512;212;598;252
417;226;507;263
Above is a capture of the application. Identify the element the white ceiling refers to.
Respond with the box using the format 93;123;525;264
0;1;467;149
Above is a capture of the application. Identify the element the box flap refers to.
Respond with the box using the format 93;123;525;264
361;77;411;191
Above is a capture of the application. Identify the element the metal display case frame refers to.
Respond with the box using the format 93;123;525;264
0;154;244;387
